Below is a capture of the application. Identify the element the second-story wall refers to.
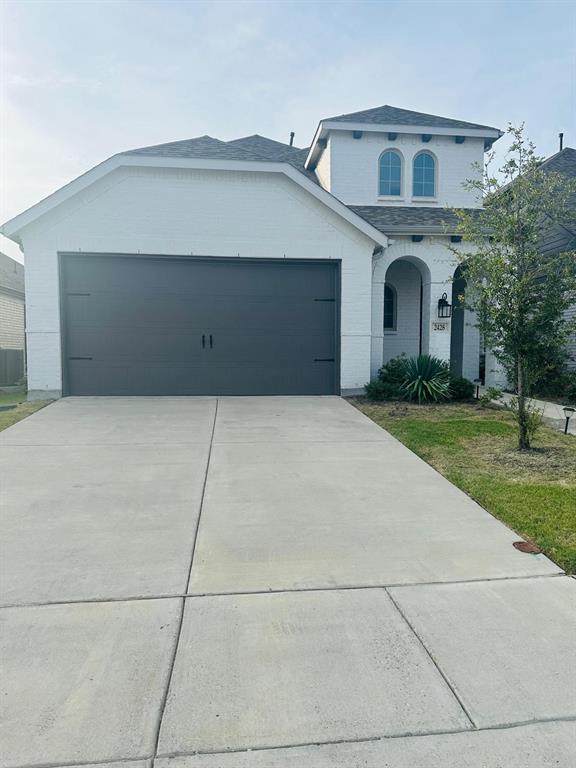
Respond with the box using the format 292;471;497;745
320;130;485;208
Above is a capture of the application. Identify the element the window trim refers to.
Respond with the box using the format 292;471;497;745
378;149;404;198
383;283;397;332
412;150;437;198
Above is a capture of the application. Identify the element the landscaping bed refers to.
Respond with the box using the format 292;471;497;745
0;390;51;432
351;399;576;574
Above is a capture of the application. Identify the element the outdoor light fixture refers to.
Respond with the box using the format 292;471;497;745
563;406;575;435
437;293;452;318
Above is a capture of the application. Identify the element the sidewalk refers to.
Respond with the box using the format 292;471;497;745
481;389;576;435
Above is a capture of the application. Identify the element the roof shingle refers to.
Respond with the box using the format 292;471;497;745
348;205;483;234
324;104;500;133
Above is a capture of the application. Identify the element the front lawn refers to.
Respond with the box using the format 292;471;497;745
0;389;51;432
352;399;576;574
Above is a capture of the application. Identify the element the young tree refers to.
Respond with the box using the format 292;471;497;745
451;125;576;449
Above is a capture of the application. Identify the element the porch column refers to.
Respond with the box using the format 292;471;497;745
426;280;452;362
371;280;384;378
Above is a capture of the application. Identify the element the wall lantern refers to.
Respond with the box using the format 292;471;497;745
563;406;575;435
437;293;452;318
352;130;363;139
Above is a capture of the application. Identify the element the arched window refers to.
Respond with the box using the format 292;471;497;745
379;150;402;196
413;152;436;197
383;284;397;330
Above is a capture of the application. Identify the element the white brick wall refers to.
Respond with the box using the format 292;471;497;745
371;236;473;378
319;130;484;208
0;293;25;349
19;166;376;395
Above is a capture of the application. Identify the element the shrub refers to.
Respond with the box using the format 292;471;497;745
400;355;451;404
364;379;403;401
377;355;408;387
449;375;475;401
479;386;503;407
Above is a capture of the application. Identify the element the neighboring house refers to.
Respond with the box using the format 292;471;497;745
539;147;576;370
0;252;25;387
1;105;503;399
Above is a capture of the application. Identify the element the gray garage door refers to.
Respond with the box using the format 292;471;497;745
61;254;339;396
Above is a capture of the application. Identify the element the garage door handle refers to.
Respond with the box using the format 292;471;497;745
209;334;213;348
202;334;206;349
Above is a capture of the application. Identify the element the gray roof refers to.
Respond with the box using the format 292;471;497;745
227;135;318;182
124;135;262;162
0;252;25;296
349;205;483;234
541;146;576;177
123;133;319;183
541;147;576;241
324;104;500;133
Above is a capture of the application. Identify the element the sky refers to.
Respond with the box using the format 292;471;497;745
1;0;575;263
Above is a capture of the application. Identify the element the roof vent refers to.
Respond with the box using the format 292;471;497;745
289;132;295;146
559;132;564;151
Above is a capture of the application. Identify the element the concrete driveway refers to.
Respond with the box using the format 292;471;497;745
1;396;574;767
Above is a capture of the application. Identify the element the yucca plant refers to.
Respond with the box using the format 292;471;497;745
400;355;451;404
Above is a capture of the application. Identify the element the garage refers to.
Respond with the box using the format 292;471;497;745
60;253;340;396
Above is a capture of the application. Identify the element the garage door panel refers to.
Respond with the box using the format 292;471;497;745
62;255;339;396
66;295;334;332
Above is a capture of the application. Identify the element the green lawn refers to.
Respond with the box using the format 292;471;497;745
352;399;576;574
0;389;51;432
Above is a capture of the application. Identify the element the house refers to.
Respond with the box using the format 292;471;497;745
539;146;576;370
1;105;503;399
0;252;25;387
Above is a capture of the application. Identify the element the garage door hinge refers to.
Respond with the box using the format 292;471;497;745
68;356;93;361
314;358;335;362
314;298;335;302
67;292;91;297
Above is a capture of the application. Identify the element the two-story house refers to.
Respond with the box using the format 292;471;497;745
1;105;502;399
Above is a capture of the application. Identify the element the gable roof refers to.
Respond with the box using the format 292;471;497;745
125;134;262;162
1;134;387;249
541;146;576;177
325;104;500;132
349;205;484;235
540;146;576;245
226;135;318;183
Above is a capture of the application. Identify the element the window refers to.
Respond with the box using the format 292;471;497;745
413;152;436;197
384;284;397;330
379;150;402;196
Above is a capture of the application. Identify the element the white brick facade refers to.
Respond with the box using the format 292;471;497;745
19;167;376;396
316;131;484;208
4;107;499;397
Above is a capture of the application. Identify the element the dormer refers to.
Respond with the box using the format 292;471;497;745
306;105;502;208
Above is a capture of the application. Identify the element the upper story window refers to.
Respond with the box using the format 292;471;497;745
379;150;402;196
413;152;436;197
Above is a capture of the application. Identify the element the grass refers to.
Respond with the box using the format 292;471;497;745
0;389;51;432
352;399;576;574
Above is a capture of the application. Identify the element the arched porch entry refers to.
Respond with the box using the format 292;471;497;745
382;256;432;364
450;265;481;381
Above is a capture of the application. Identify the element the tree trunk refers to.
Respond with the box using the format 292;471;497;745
517;356;530;450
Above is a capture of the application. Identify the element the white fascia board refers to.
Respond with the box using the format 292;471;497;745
1;154;388;249
305;120;503;168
